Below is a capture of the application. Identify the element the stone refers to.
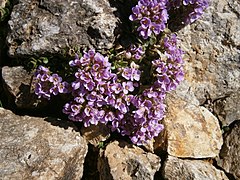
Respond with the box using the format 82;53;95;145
0;108;88;179
162;156;228;180
7;0;118;57
98;141;160;180
160;94;223;158
2;66;47;109
81;123;110;147
213;91;240;127
175;0;240;126
216;121;240;179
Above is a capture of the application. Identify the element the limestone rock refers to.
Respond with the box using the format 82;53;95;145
2;66;47;108
81;123;110;147
0;108;88;179
98;141;160;180
162;95;223;158
7;0;118;57
162;156;228;180
176;0;240;126
217;121;240;179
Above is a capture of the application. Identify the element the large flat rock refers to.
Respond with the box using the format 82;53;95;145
98;141;160;180
0;108;88;179
162;95;223;158
7;0;118;57
162;156;228;180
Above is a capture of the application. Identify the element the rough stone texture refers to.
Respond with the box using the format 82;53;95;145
217;121;240;179
98;141;160;180
162;156;228;180
2;66;47;108
81;123;110;147
175;0;240;126
7;0;118;57
162;94;223;158
0;108;88;179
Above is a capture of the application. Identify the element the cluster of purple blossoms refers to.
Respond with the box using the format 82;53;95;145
152;34;184;92
33;41;184;145
169;0;209;24
62;50;141;128
116;93;166;145
129;0;169;39
33;66;69;100
120;34;184;145
125;45;145;60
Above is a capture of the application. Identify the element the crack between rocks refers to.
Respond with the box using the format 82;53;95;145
227;2;240;18
212;159;236;180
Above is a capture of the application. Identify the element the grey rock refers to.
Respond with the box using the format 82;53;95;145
176;0;240;126
0;108;88;179
2;66;47;108
162;156;228;180
217;121;240;179
7;0;118;57
98;141;160;180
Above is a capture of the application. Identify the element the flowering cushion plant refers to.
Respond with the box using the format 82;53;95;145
33;0;209;145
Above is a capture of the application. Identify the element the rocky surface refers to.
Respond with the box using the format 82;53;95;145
161;95;223;158
0;108;88;179
98;141;161;180
2;66;47;109
175;0;240;126
7;0;118;57
162;156;228;180
0;0;239;179
217;121;240;179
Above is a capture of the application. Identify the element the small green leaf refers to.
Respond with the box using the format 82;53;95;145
39;57;49;64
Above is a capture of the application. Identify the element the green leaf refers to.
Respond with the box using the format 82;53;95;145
39;57;49;64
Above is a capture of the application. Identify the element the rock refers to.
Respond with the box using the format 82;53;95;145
81;123;110;147
2;66;47;109
160;94;223;158
98;141;160;180
0;108;88;179
162;156;228;180
213;91;240;127
176;0;240;126
216;121;240;179
7;0;118;57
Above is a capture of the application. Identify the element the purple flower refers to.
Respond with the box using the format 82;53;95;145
111;83;123;94
129;0;169;39
122;81;134;94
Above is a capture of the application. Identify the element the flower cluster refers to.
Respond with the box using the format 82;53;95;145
120;34;184;145
33;41;183;145
169;0;209;24
129;0;169;39
34;66;69;100
152;34;184;92
125;45;144;60
62;50;141;128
